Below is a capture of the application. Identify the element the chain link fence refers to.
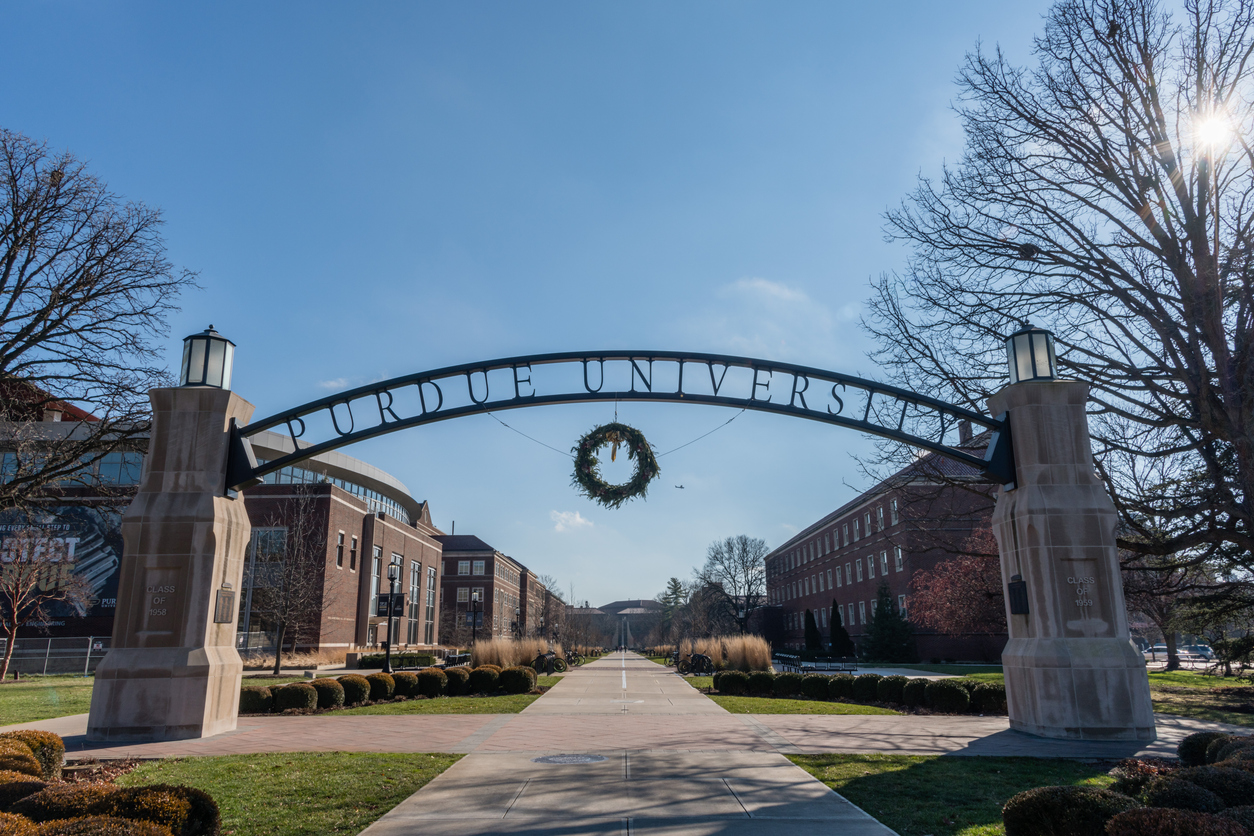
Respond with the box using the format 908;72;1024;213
0;637;110;676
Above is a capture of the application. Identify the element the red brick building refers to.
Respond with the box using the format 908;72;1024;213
765;433;1002;661
436;535;545;644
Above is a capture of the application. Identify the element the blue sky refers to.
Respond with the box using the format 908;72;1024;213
2;1;1052;605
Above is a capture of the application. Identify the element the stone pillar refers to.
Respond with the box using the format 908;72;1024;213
87;387;253;742
989;380;1155;740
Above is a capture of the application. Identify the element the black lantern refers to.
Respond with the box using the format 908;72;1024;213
179;326;235;389
1005;323;1057;384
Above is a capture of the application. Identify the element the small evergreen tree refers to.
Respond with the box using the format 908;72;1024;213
860;583;915;663
803;609;823;651
829;599;856;658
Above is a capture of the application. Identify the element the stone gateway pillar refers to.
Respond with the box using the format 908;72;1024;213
989;380;1155;741
87;387;254;742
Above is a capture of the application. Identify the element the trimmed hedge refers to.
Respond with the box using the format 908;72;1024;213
0;772;47;811
308;679;345;710
391;672;419;698
1173;766;1254;807
237;687;272;715
827;673;855;700
1207;736;1245;764
134;785;218;836
1143;777;1226;813
108;787;190;834
1220;806;1254;831
902;678;929;708
0;733;64;782
971;682;1007;714
34;817;172;835
337;675;370;706
415;669;447;698
1214;739;1254;764
1181;732;1231;767
0;812;33;836
800;675;830;701
12;785;118;822
1001;785;1141;836
0;744;42;781
500;666;538;695
467;667;500;694
273;684;317;713
773;673;803;698
718;671;749;696
355;653;434;669
1108;808;1248;836
876;675;907;705
443;667;470;696
925;679;970;714
748;672;775;696
365;673;395;702
851;674;882;703
711;671;725;692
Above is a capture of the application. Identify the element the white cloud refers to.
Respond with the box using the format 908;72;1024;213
318;378;350;390
551;510;593;533
724;277;809;304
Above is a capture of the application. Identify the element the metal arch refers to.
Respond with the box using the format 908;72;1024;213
226;350;1015;489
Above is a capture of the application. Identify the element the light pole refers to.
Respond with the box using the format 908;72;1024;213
512;607;521;638
382;562;400;674
470;591;482;645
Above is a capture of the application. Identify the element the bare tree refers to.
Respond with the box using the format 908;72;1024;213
694;535;768;634
0;128;194;509
0;524;91;679
249;488;333;674
865;0;1254;578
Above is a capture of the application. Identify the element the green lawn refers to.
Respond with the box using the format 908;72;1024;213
0;674;94;725
791;754;1113;836
117;752;459;836
335;694;539;715
1147;670;1246;688
711;696;900;715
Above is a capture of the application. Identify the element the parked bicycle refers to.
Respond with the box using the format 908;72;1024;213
677;653;714;675
564;650;584;667
532;652;568;673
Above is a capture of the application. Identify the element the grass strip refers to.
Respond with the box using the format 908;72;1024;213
711;696;899;715
334;694;540;715
790;753;1112;836
0;674;94;725
118;752;459;836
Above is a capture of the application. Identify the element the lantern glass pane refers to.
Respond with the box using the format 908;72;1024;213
1014;334;1033;381
1032;333;1053;379
205;339;226;387
179;340;192;386
186;339;206;384
1005;337;1018;383
1047;336;1057;378
221;342;234;390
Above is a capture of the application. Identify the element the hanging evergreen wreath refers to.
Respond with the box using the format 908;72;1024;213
571;422;661;510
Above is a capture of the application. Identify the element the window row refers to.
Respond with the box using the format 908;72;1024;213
256;459;413;524
769;547;905;604
784;594;908;632
770;498;900;577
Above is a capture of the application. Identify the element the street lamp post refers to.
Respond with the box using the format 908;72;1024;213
470;591;482;645
513;607;521;638
382;562;400;674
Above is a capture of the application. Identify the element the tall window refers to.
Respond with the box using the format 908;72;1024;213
864;512;872;534
898;594;907;616
838;604;845;625
349;536;358;571
457;587;469;602
880;551;889;575
238;527;287;651
820;608;827;628
824;534;830;553
891;499;899;525
827;569;832;589
836;566;843;587
843;524;849;545
804;578;810;596
336;532;344;568
855;561;863;582
858;601;866;623
408;562;421;644
370;547;383;617
817;573;823;593
854;519;860;541
425;566;437;644
877;507;884;531
895;547;904;572
472;560;485;575
458;561;470;575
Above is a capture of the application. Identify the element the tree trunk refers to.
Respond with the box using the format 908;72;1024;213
272;622;286;676
1165;632;1180;672
0;625;17;681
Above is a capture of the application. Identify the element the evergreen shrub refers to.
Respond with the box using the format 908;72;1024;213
126;785;218;836
1108;808;1248;836
499;666;537;694
1180;732;1230;767
365;673;395;702
718;671;749;696
1214;739;1254;764
971;682;1008;714
851;674;882;703
237;687;272;714
876;675;907;704
415;669;447;698
1207;736;1245;764
0;812;33;836
902;678;929;707
772;673;803;698
0;733;64;781
1001;785;1141;836
108;787;190;834
355;653;434;669
443;667;470;696
11;785;118;822
467;666;500;694
0;744;41;780
273;684;317;712
747;672;775;696
1143;777;1226;813
827;673;855;700
308;679;345;710
924;679;970;713
337;675;370;705
1220;806;1254;832
799;674;829;700
711;671;725;692
391;672;419;698
0;772;45;812
34;816;173;835
1173;766;1254;807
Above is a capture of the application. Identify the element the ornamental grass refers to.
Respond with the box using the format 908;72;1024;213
677;636;770;672
470;638;550;669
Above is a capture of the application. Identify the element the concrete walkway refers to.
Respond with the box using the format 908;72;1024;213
360;652;895;836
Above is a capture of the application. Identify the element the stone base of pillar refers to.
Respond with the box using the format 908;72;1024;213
87;646;243;742
1004;637;1156;740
